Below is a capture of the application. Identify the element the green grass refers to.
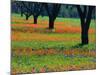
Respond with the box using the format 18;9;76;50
12;40;96;50
12;54;95;73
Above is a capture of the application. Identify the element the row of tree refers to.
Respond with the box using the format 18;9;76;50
11;1;96;45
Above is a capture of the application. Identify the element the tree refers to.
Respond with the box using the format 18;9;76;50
31;2;42;24
22;2;42;24
44;3;61;29
14;1;25;17
21;2;32;20
76;5;95;45
17;2;42;24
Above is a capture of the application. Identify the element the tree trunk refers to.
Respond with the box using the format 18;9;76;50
49;18;54;29
81;24;89;45
76;6;94;45
26;14;29;20
80;16;89;45
34;16;38;24
81;6;94;45
44;4;61;29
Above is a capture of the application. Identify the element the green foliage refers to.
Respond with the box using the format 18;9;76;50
11;1;96;19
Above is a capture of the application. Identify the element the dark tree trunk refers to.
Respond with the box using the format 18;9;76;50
44;4;61;29
80;13;89;45
34;16;38;24
26;14;29;20
25;13;31;20
49;18;55;29
76;5;94;45
82;6;94;45
81;23;89;44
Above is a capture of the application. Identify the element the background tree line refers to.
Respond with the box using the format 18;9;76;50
11;1;96;19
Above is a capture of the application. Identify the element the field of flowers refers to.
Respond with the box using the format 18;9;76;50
11;14;96;74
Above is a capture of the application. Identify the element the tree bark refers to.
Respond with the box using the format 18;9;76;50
81;6;94;45
49;18;55;29
34;16;38;24
81;23;89;44
44;4;61;29
80;11;89;45
26;14;29;20
25;13;31;20
76;6;94;45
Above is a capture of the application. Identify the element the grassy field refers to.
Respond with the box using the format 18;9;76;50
11;13;96;74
